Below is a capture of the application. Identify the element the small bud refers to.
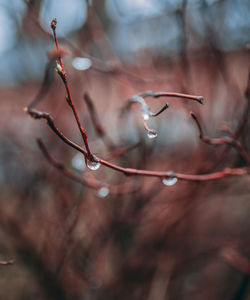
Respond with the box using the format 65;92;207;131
50;18;57;30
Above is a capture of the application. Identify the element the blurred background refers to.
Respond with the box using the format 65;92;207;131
0;0;250;299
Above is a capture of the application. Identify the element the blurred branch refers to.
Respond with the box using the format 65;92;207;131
24;19;249;195
190;112;250;165
37;139;139;195
83;92;115;150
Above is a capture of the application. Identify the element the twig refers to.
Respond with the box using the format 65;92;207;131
83;93;115;150
37;139;139;195
27;60;55;110
135;91;204;104
25;108;87;157
0;260;14;266
50;19;93;160
25;19;249;188
190;112;250;165
98;159;248;181
103;142;141;161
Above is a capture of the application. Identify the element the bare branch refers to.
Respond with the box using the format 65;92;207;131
191;112;250;165
83;93;115;150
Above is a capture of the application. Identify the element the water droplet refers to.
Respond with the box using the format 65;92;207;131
56;62;62;72
71;153;85;171
72;57;92;70
143;113;149;120
97;187;109;198
87;157;101;171
162;177;178;186
147;129;157;139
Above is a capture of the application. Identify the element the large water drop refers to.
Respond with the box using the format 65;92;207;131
87;157;101;171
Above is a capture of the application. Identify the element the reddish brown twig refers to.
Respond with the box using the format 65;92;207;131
25;108;87;157
136;91;204;104
83;93;115;150
190;112;250;165
37;139;140;195
27;60;55;110
98;159;248;181
103;141;141;161
50;19;93;160
124;91;203;116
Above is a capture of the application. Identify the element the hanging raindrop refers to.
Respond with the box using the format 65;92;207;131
162;177;178;186
97;187;109;198
147;129;157;139
87;156;101;171
143;113;149;120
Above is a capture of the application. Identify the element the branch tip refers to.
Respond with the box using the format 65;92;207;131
50;18;57;30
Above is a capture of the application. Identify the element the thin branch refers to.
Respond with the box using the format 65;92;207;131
27;60;55;110
37;139;139;195
150;103;170;117
137;91;204;104
103;141;141;161
25;108;87;157
83;93;115;150
99;158;248;181
191;112;250;165
50;19;93;159
0;260;14;266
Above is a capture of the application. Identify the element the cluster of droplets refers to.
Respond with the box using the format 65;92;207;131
162;173;178;186
87;156;101;171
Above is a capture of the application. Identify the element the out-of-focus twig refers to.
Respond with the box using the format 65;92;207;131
190;112;250;165
83;93;115;150
0;260;14;266
37;139;140;195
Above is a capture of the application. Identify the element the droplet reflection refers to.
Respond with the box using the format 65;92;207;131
162;177;178;186
87;158;101;171
147;129;157;139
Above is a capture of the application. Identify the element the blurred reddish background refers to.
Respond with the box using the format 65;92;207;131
0;1;249;299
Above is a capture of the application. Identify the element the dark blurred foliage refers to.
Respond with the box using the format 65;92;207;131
0;0;250;299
